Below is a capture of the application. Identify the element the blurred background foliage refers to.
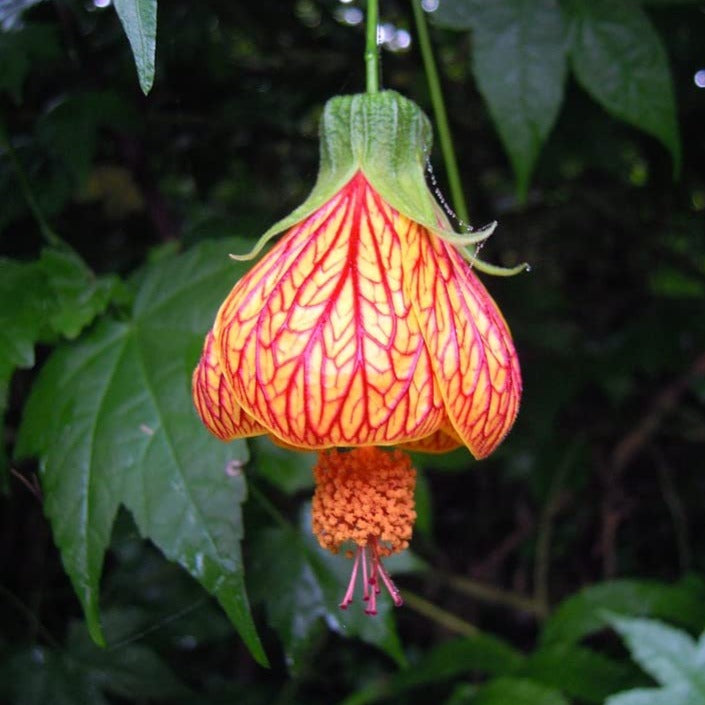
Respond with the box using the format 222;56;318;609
1;0;705;703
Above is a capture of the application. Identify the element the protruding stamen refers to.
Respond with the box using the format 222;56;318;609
312;447;416;615
369;541;381;595
378;561;404;607
365;552;378;616
361;545;370;602
339;546;362;610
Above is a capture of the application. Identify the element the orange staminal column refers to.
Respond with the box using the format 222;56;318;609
312;447;416;613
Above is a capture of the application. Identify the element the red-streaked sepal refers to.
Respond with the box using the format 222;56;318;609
404;225;522;459
192;331;267;441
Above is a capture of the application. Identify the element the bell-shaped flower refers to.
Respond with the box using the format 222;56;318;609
193;91;522;459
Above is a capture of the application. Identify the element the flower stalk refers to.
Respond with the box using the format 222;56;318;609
365;0;380;94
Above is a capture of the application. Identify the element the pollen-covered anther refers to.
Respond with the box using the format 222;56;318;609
311;447;416;614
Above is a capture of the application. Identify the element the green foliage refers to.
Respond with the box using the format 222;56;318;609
113;0;158;95
250;508;409;673
36;92;138;185
541;577;705;646
0;23;59;102
0;611;187;704
605;615;705;705
0;247;120;485
565;0;680;173
1;0;704;703
250;436;316;495
473;677;570;705
15;239;265;664
434;0;680;197
519;644;640;703
434;0;568;201
338;632;524;705
0;248;119;385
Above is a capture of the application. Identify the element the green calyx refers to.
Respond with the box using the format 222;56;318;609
233;91;526;275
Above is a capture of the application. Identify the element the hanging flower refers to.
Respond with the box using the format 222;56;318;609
311;446;415;614
193;91;523;460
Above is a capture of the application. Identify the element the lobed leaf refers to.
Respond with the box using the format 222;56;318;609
540;577;705;646
607;614;705;690
605;615;705;705
1;248;120;485
0;257;46;384
16;239;268;664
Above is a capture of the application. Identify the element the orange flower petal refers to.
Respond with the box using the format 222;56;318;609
215;172;446;448
192;330;267;441
403;224;522;459
399;425;463;454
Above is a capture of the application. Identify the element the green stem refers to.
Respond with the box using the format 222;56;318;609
441;572;548;619
402;589;479;636
365;0;380;93
533;442;578;614
0;130;63;247
411;0;470;226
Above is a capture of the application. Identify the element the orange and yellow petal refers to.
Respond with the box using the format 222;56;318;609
192;330;267;441
214;172;446;449
398;424;463;454
403;224;521;459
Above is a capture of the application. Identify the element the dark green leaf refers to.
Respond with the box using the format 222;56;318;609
0;258;47;489
443;683;477;705
434;0;568;200
541;578;705;646
413;469;433;538
249;504;407;672
0;612;188;704
113;0;157;95
0;647;109;705
38;248;124;339
16;239;267;665
67;613;189;699
473;677;570;705
522;643;642;703
564;0;680;171
250;435;315;494
337;632;523;705
0;248;121;490
37;92;137;186
0;257;46;383
0;24;59;101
